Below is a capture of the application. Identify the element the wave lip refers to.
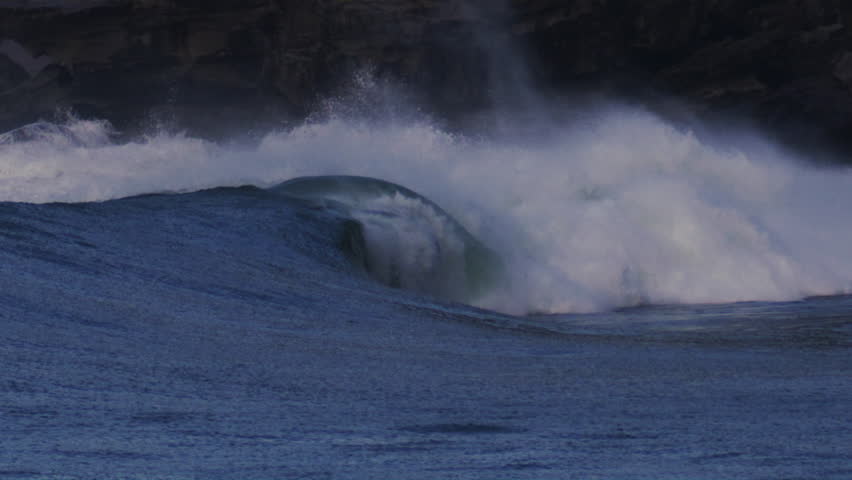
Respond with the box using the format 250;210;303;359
271;175;504;304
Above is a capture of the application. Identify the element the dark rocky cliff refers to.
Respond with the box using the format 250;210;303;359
2;0;851;152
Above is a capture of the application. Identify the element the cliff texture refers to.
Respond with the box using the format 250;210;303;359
1;0;851;150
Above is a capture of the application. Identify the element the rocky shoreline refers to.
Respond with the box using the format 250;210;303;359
2;0;852;155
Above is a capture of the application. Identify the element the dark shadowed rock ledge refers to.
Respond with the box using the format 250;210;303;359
2;0;852;155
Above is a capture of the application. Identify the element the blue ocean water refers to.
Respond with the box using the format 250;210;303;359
1;109;851;478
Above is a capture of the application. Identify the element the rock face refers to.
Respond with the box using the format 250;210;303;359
1;0;852;152
516;0;852;154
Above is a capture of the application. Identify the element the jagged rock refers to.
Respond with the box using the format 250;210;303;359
1;0;852;154
834;51;852;88
0;55;28;93
515;0;852;153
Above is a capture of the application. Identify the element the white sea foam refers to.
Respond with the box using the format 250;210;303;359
1;106;851;314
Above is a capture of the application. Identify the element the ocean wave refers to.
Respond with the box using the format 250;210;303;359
2;108;851;314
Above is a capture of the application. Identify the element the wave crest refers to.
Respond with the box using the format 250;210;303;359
2;109;852;314
272;175;504;304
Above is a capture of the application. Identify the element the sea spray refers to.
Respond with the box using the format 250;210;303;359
2;106;852;314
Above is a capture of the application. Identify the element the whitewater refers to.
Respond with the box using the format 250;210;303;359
2;103;851;315
2;86;852;478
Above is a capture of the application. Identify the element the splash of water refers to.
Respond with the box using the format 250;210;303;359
1;106;851;314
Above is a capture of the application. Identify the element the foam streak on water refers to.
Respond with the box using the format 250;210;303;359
1;108;851;314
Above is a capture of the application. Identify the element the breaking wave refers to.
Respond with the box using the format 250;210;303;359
2;107;852;315
272;175;503;303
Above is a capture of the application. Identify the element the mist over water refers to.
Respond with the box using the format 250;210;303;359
2;91;852;315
